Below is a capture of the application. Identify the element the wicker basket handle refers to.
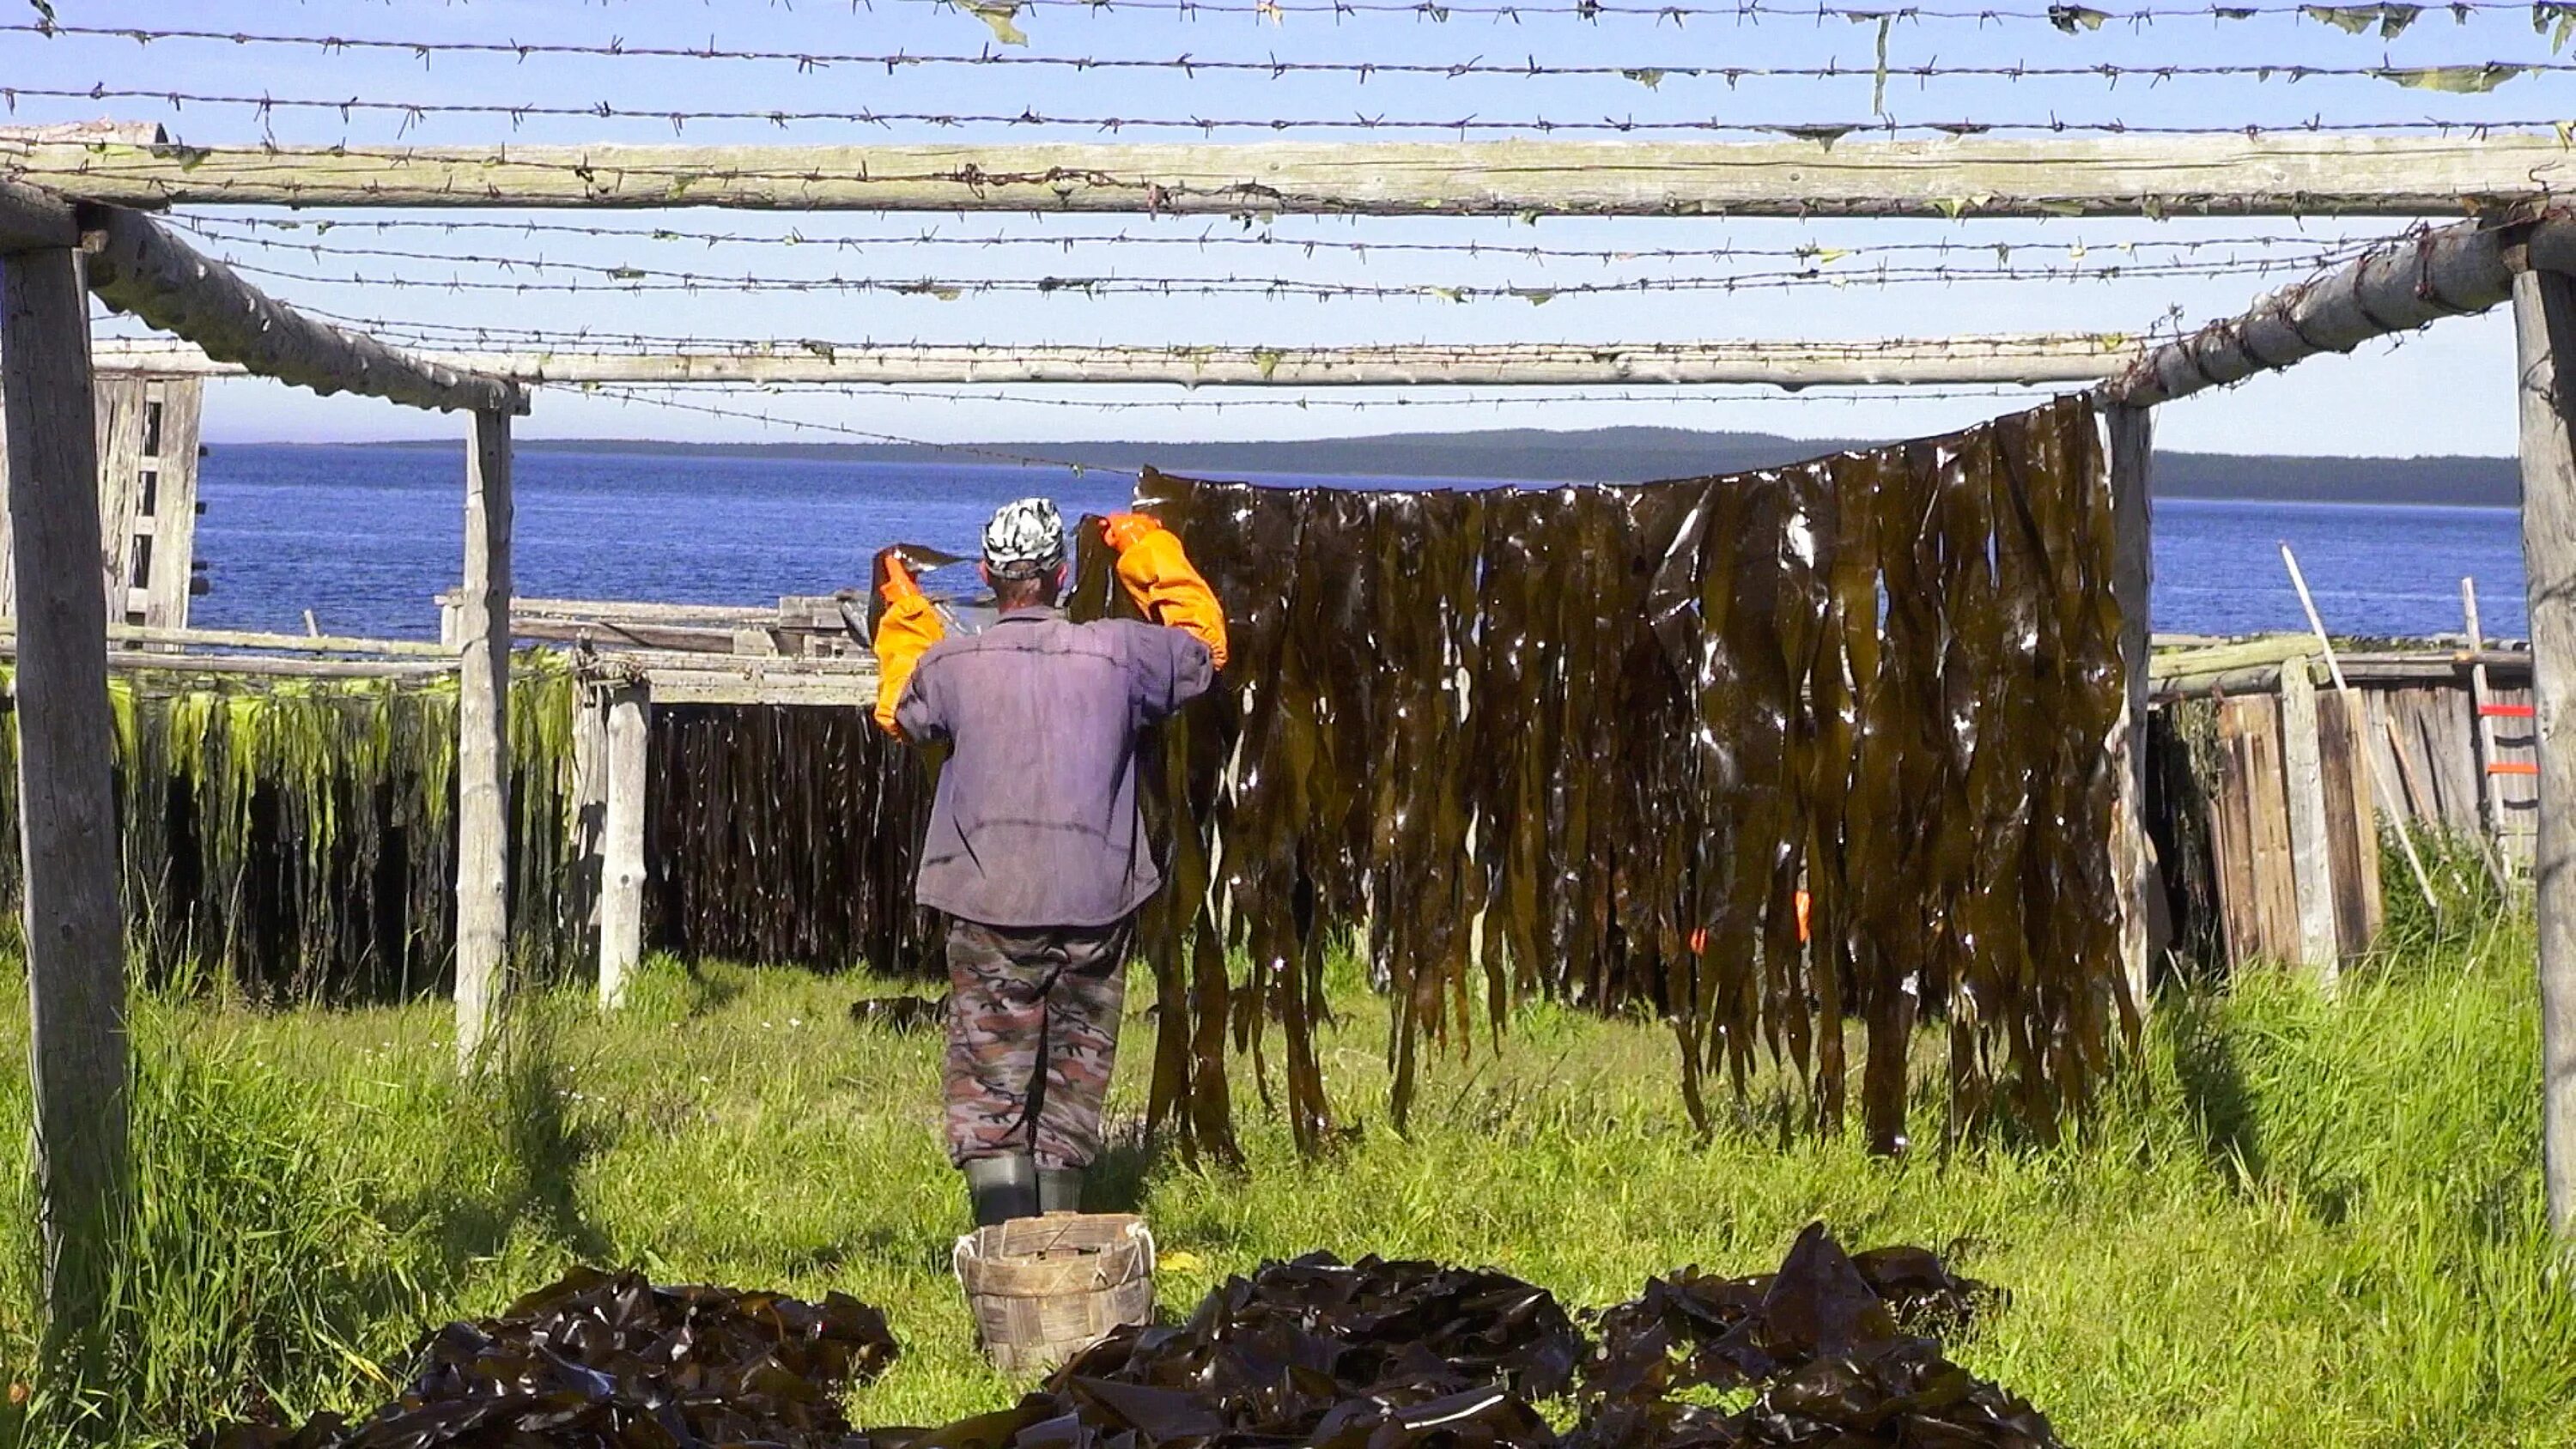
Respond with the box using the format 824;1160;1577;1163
950;1217;1159;1288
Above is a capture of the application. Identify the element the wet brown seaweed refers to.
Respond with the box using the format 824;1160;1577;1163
203;1235;2050;1449
923;1228;2048;1449
199;1266;898;1449
647;702;939;974
1573;1227;2056;1449
1075;396;2129;1159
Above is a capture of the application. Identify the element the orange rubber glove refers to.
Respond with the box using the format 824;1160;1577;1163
1103;513;1230;670
870;548;946;737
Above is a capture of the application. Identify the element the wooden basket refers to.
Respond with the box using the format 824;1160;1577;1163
953;1212;1156;1375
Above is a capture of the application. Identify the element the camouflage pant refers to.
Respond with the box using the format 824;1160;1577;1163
944;915;1133;1169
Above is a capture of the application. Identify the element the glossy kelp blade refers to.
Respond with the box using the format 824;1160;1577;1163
1128;395;2123;1151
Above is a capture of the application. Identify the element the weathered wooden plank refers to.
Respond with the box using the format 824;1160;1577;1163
453;408;513;1070
17;651;453;681
2244;695;2303;964
3;245;129;1348
91;334;2143;387
569;685;610;969
2112;212;2576;407
2513;261;2576;1236
90;376;142;626
10;135;2576;216
140;377;203;629
598;686;649;1012
2210;700;2263;967
641;671;880;707
2316;688;2384;960
511;615;745;653
2109;403;2155;1007
78;205;522;415
2279;658;2340;986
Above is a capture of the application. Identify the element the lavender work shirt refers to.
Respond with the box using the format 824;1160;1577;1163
894;606;1216;928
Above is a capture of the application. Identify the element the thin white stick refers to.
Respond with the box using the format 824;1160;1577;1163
2282;543;2444;924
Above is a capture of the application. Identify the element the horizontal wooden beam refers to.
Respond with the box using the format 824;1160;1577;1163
0;620;452;658
8;135;2573;217
2111;210;2576;407
76;205;526;415
94;335;2140;388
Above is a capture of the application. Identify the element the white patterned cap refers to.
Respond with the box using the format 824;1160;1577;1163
981;496;1066;579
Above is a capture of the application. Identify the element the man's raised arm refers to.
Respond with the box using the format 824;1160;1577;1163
1101;512;1230;670
870;547;948;738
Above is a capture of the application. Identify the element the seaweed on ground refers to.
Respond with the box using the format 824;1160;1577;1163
196;1266;897;1449
198;1229;2053;1449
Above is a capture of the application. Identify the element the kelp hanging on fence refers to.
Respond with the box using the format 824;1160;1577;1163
1078;394;2130;1160
646;702;939;973
0;658;583;1000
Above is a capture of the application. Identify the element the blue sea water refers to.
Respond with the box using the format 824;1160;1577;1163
191;444;2529;642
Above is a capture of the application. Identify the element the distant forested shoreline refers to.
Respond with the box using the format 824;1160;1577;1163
327;427;2522;506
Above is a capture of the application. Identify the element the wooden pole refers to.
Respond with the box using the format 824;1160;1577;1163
87;334;2142;389
598;685;650;1011
1;244;129;1350
2511;263;2576;1237
2282;543;2445;925
2460;578;2518;891
78;205;519;415
2107;403;2157;1009
9;133;2574;217
2278;656;2342;990
2111;212;2576;408
453;408;513;1070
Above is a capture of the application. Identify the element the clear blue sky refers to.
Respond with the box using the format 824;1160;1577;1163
6;0;2563;455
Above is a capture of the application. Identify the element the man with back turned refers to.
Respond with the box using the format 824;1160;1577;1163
870;498;1230;1226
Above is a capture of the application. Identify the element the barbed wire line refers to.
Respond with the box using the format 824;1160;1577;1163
9;6;2566;76
173;219;2372;289
7;3;2557;59
878;0;2551;24
12;70;2576;141
234;305;2180;356
204;248;2372;302
580;385;1142;473
168;212;2406;264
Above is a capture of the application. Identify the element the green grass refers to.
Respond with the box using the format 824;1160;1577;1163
3;922;2573;1447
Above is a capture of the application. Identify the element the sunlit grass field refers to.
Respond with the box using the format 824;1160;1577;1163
3;908;2572;1447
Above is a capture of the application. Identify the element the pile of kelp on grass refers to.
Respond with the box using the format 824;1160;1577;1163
0;659;586;1000
201;1265;900;1449
1070;394;2130;1161
201;1226;2056;1449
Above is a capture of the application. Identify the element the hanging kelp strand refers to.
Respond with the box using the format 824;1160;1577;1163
1078;395;2129;1157
647;702;939;973
0;657;584;1001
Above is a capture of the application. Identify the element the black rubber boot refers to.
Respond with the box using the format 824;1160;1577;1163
1037;1167;1084;1216
964;1154;1038;1227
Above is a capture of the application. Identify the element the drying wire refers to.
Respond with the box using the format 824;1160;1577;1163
258;305;2196;359
8;16;2567;82
9;79;2576;141
170;212;2401;266
871;0;2548;21
198;249;2377;300
579;385;1141;473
